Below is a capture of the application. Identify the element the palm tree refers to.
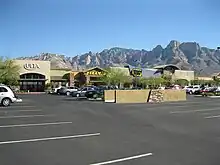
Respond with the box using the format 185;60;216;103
0;58;20;85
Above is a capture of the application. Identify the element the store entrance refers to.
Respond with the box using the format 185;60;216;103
19;73;46;92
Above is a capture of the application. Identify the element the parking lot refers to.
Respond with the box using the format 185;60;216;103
0;94;220;165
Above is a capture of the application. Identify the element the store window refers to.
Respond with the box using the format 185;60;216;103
19;73;46;92
20;73;45;79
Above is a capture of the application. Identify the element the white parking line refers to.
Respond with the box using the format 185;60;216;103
146;104;219;111
170;107;220;114
0;110;42;113
0;114;54;119
205;115;220;119
0;121;72;128
0;133;100;145
90;153;153;165
164;100;219;105
0;106;36;108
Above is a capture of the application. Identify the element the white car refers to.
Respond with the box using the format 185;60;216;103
51;86;63;94
0;85;22;106
186;85;200;94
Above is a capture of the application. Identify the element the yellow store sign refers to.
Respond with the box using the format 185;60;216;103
87;70;106;76
131;68;142;77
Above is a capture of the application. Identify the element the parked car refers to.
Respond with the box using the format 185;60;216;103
51;86;63;94
85;87;105;99
0;85;22;106
72;86;98;97
185;85;201;94
194;87;206;95
58;86;78;95
201;87;220;96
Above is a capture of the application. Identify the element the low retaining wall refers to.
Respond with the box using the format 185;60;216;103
115;90;150;103
148;90;163;103
148;89;186;103
104;89;186;103
104;90;116;103
162;89;186;102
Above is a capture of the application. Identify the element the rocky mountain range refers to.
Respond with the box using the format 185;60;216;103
17;40;220;75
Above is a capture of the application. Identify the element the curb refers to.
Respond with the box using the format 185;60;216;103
207;96;220;98
88;98;103;101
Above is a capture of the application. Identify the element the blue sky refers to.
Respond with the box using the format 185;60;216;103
0;0;220;57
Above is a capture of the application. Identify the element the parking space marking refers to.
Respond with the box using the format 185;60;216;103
0;114;54;119
0;121;72;128
0;133;100;145
205;115;220;119
90;153;153;165
163;100;219;105
0;109;42;113
0;106;36;108
170;107;220;114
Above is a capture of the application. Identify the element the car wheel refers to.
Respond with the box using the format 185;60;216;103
189;91;193;95
2;98;11;107
66;91;70;96
93;94;98;99
76;93;80;97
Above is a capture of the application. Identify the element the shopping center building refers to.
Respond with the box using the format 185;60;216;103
14;60;107;92
14;60;195;92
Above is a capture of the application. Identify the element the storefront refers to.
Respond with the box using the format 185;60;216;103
50;69;72;87
15;60;108;91
69;67;107;87
14;60;50;92
83;67;107;86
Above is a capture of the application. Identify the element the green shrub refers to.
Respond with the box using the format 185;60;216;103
214;92;220;96
202;92;215;96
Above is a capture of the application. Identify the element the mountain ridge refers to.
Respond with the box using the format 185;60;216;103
17;40;220;76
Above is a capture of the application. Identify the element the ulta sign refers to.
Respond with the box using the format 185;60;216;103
23;63;40;71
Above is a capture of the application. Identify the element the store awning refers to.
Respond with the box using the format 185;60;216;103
19;79;48;81
50;76;68;81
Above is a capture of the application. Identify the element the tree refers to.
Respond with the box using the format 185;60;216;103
0;58;20;86
161;74;172;86
100;68;132;88
136;77;165;89
174;79;189;86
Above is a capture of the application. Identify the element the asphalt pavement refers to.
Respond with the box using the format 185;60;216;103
0;94;220;165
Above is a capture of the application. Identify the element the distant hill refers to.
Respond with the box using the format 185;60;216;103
17;40;220;75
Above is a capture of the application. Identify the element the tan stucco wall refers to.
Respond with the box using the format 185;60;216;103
104;90;116;102
172;70;195;81
115;90;150;103
162;89;186;102
14;60;51;83
104;89;186;103
197;76;213;81
50;69;72;77
110;67;130;76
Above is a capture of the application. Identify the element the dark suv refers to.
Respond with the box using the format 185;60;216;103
72;86;98;97
85;87;105;99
